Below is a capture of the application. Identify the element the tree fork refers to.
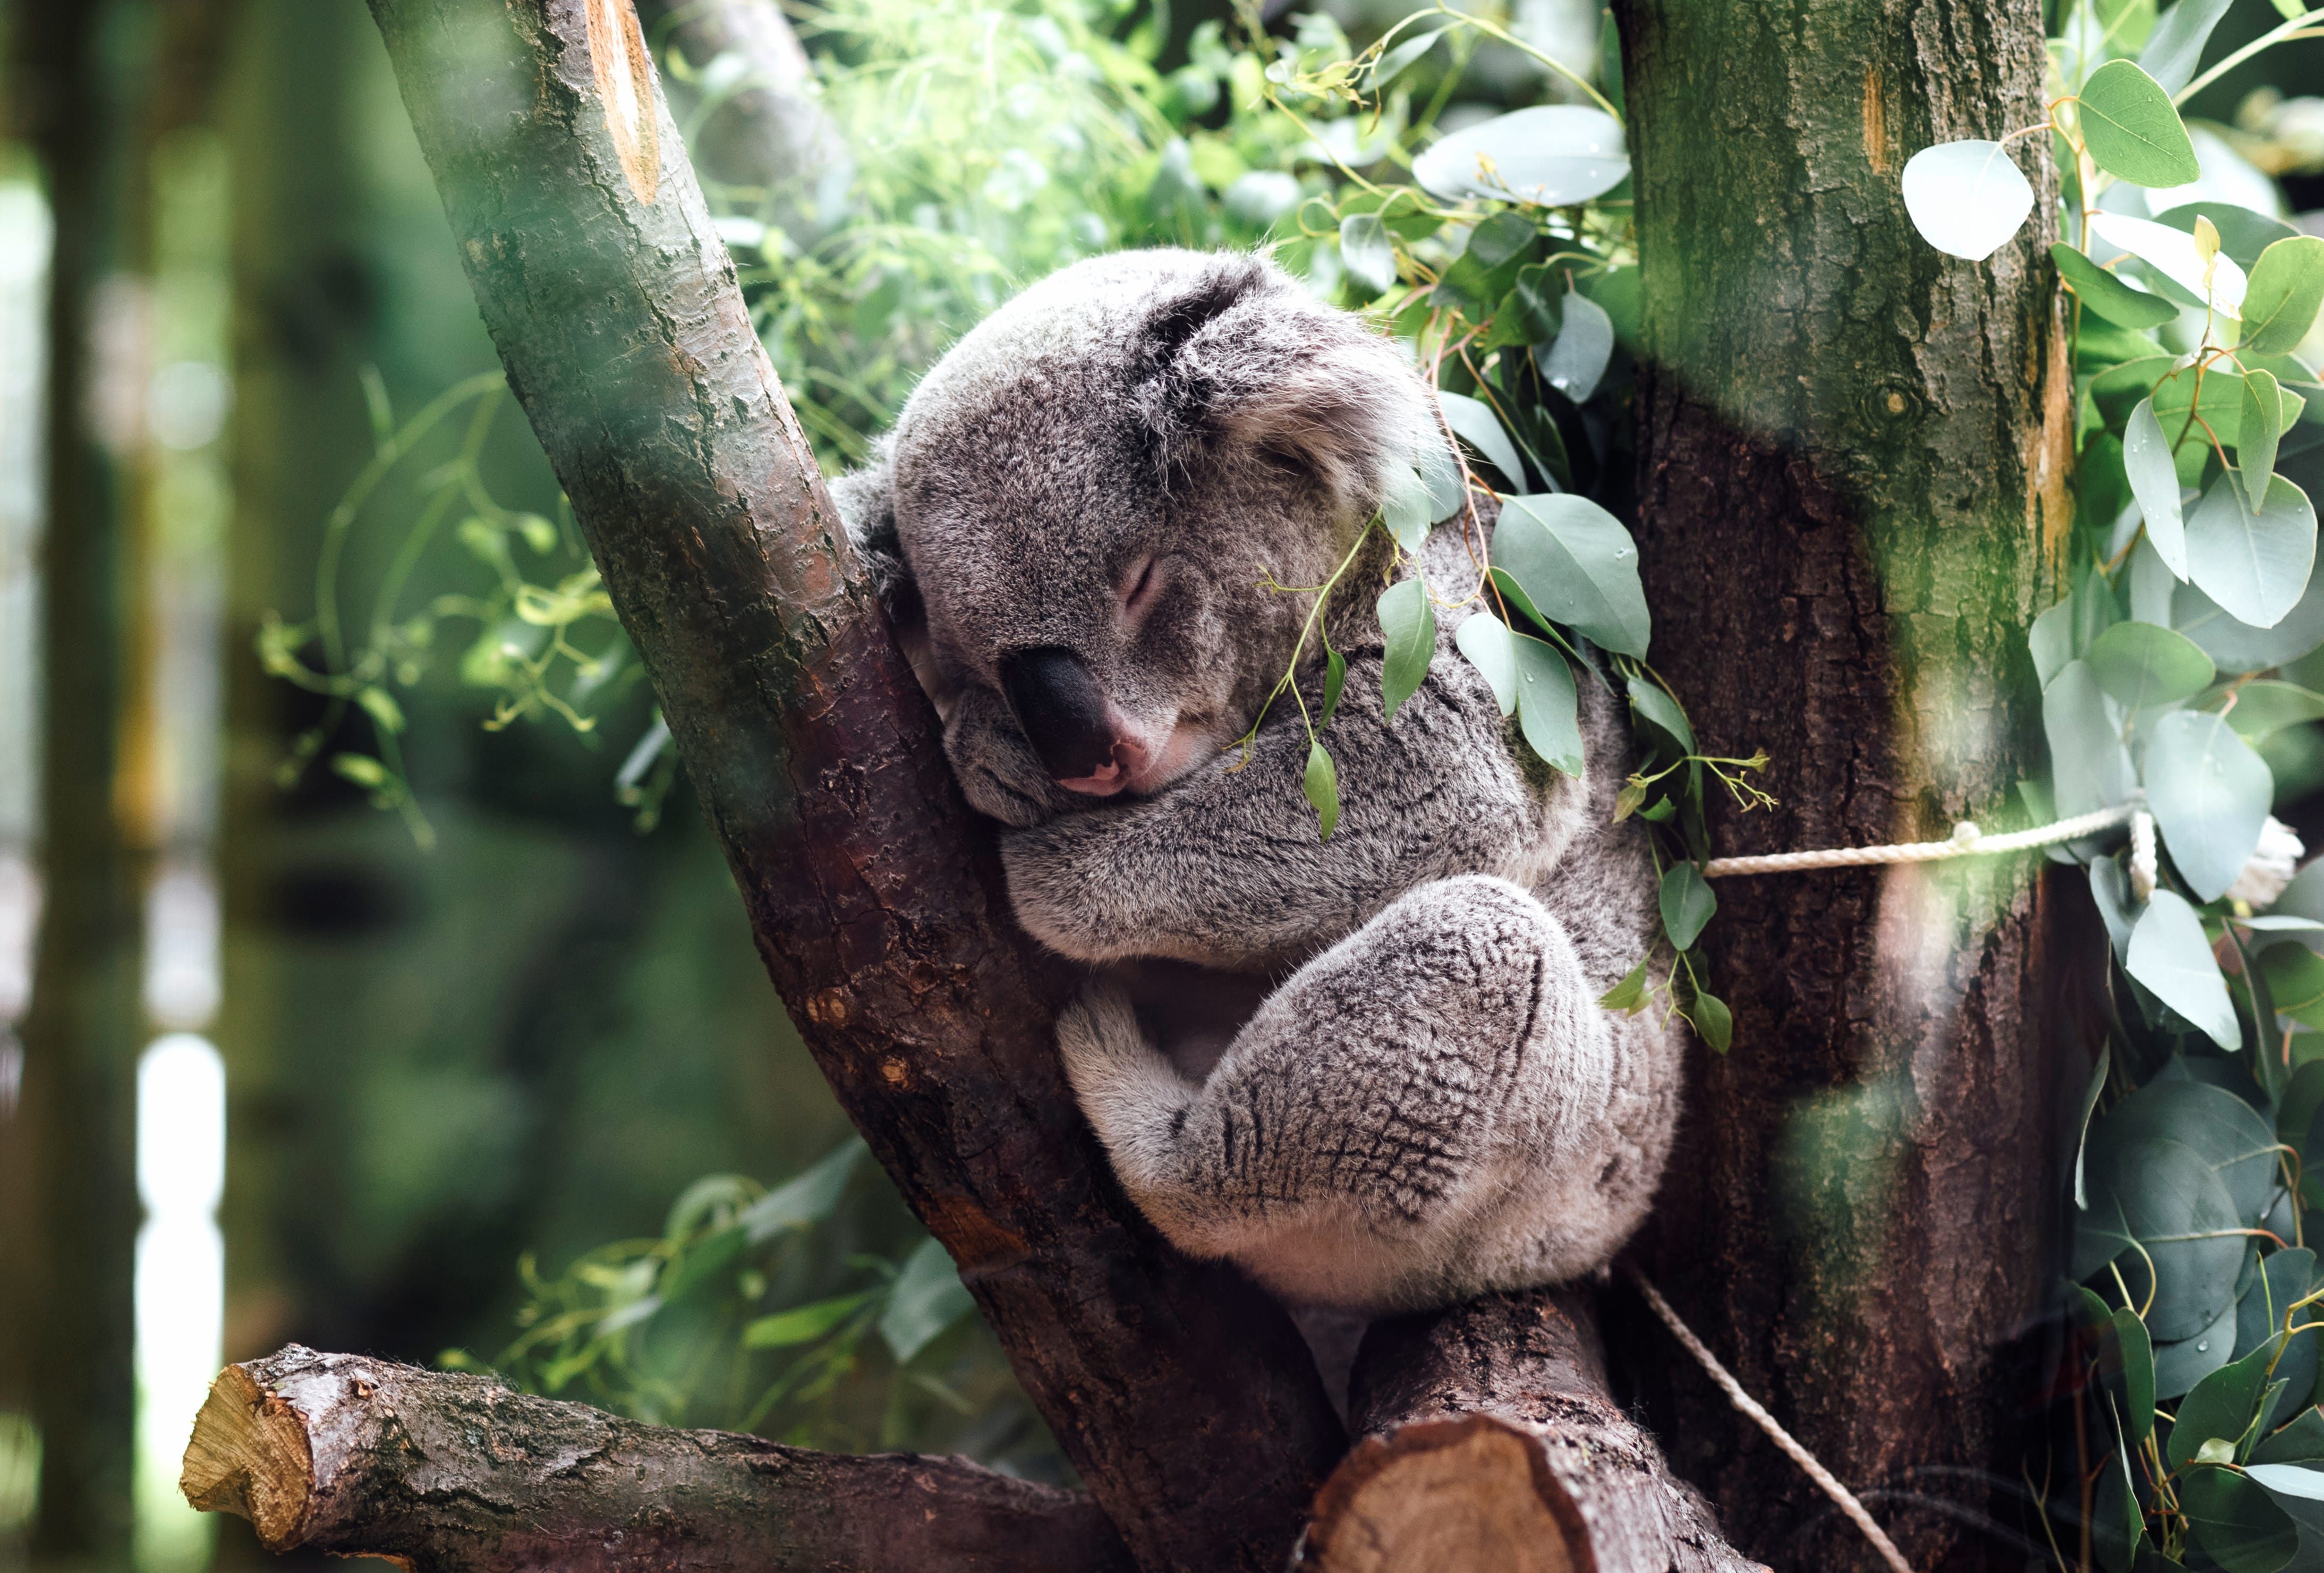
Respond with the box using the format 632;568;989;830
356;2;1341;1569
1612;0;2076;1563
1300;1288;1763;1573
179;1345;1131;1573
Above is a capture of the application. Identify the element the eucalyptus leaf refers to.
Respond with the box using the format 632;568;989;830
1411;106;1629;206
1900;140;2037;261
2098;1076;2282;1225
878;1235;976;1364
1415;432;1467;522
2250;1463;2324;1501
2045;660;2137;816
2079;1130;2247;1336
2153;204;2303;270
1455;610;1518;716
1599;956;1650;1014
1370;22;1444;88
2137;0;2234;94
2080;59;2202;186
1377;577;1435;722
2176;571;2324;674
744;1291;873;1350
1628;675;1697;760
2254;1409;2324;1464
2248;369;2286;502
2033;600;2077;688
2187;471;2319;632
2126;397;2190;578
2090;211;2250;317
2125;889;2243;1046
1304;740;1340;839
2095;857;2141;963
2181;1462;2301;1573
1436;390;1530;490
742;1139;867;1242
1512;632;1584;776
2145;710;2272;905
2218;680;2324;743
2242;236;2324;357
1659;864;1716;950
1339;212;1396;297
1380;463;1434;553
2088;618;2216;708
2154;1298;2241;1397
2056;242;2183;328
1538;293;1615;402
2172;1340;2276;1471
1494;495;1652;657
1320;647;1347;730
1687;989;1733;1053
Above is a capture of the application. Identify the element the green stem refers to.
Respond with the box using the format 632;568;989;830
2175;10;2324;106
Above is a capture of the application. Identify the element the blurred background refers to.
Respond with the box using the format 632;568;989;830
0;1;2318;1571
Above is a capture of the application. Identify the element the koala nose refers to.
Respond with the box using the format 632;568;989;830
997;646;1119;783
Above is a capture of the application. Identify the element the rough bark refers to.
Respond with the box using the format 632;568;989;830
360;4;1342;1570
1299;1289;1763;1573
633;0;850;228
180;1345;1130;1572
1612;0;2076;1566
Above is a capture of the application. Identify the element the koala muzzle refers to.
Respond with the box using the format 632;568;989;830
998;646;1120;783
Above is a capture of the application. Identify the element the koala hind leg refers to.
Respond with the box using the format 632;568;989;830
1057;873;1620;1312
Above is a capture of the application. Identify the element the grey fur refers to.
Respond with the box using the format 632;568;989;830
833;249;1683;1314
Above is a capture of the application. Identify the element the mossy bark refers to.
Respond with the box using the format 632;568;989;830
1612;0;2078;1565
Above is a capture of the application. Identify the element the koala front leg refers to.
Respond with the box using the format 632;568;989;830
941;684;1085;829
1058;874;1633;1312
1007;651;1535;970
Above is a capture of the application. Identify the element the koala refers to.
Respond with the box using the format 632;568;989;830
831;248;1683;1315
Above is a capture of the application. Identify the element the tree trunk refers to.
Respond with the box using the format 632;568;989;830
179;1345;1130;1573
1301;1289;1764;1573
1612;0;2076;1566
359;3;1342;1569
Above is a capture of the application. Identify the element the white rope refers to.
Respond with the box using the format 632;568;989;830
1701;804;2136;879
1627;1267;1916;1573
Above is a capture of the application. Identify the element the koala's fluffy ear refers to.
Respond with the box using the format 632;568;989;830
1129;253;1432;522
829;439;925;634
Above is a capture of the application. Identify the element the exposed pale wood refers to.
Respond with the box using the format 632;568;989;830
181;1345;1131;1572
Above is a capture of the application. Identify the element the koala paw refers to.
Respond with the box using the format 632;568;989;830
944;685;1077;829
1055;981;1186;1132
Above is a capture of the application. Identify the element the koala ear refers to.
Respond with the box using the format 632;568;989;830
1130;253;1431;522
829;439;924;633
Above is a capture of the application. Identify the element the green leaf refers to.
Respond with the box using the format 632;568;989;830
1599;956;1650;1014
330;753;388;789
2056;242;2182;328
2080;1134;2246;1338
1687;989;1733;1053
2176;572;2324;675
2174;1331;2283;1470
1436;390;1529;490
743;1291;873;1349
2221;681;2324;745
2255;1410;2324;1465
1659;864;1717;950
2125;397;2190;578
740;1139;867;1242
1511;633;1584;775
2156;204;2304;270
2234;1247;2319;1435
1379;463;1434;553
878;1235;976;1364
2154;1300;2240;1398
2137;0;2233;95
1537;293;1615;403
2181;1463;2301;1573
2245;369;2285;503
2125;889;2242;1046
2075;1040;2113;1204
1370;22;1444;88
2144;708;2275;903
1493;495;1652;657
1303;740;1340;839
1410;105;1629;206
2186;472;2320;634
1628;675;1697;761
2116;1307;2158;1443
1455;611;1517;715
355;685;406;735
2261;942;2324;1016
2241;236;2324;356
1416;433;1467;523
1339;212;1396;297
2248;1460;2324;1499
1598;9;1623;114
2045;660;2136;816
1377;579;1434;721
2087;619;2216;708
2097;1077;2284;1226
1501;262;1565;345
1320;647;1348;731
2079;60;2202;186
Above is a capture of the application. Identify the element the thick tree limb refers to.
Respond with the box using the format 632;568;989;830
178;1345;1130;1572
357;3;1343;1570
1299;1289;1761;1573
632;0;850;228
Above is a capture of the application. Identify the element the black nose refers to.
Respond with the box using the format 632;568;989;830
997;647;1115;780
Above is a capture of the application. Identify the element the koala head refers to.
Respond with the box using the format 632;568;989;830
832;249;1437;823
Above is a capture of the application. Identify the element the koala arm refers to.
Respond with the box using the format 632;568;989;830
1000;644;1536;971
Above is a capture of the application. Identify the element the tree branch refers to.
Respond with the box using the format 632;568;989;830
1300;1288;1763;1573
180;1345;1130;1572
355;3;1343;1569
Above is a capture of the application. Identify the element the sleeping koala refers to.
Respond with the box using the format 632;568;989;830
832;248;1683;1314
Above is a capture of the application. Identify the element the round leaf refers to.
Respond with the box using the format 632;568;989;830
1494;495;1652;658
2090;210;2250;317
1901;140;2036;261
1339;212;1396;298
2044;659;2137;817
2099;1078;2282;1226
2146;710;2274;904
2079;59;2202;187
2080;1131;2248;1337
2153;1298;2240;1398
1411;106;1629;207
2054;242;2181;329
2181;1463;2301;1573
2242;235;2324;357
2087;618;2216;708
2125;397;2190;577
2124;888;2241;1045
2186;470;2319;631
